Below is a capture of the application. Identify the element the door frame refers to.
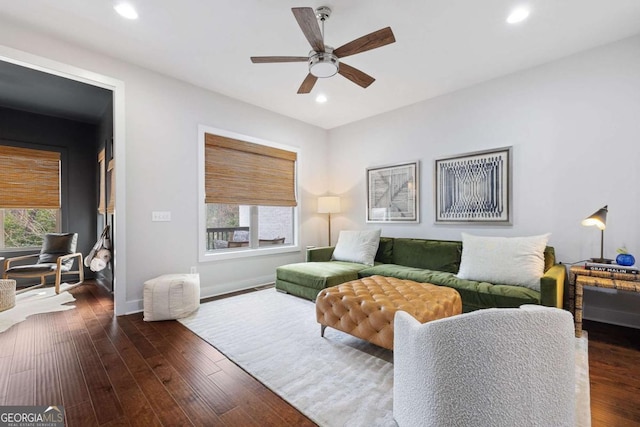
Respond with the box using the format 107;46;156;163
0;44;128;315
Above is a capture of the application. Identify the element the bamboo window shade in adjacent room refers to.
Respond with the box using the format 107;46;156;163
98;149;106;214
107;159;115;214
0;145;61;209
205;133;297;207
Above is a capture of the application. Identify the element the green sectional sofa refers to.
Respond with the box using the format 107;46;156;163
275;237;566;312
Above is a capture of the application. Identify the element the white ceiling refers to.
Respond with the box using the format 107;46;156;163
1;0;640;129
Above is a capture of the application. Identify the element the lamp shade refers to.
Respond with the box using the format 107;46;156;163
318;196;341;214
581;205;608;230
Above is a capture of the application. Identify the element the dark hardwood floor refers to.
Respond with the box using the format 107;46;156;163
0;282;638;426
582;319;640;426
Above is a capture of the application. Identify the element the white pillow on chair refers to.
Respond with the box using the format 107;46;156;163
456;233;550;291
332;229;381;266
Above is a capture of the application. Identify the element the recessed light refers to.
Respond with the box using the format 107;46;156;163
315;94;328;103
114;3;139;20
506;8;530;24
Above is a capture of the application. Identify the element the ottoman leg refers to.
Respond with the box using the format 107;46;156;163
321;325;327;337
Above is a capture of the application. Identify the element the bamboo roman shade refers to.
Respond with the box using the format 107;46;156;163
107;159;115;214
98;149;106;214
0;145;61;209
98;149;115;214
205;133;297;206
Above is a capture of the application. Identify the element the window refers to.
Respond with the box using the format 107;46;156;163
199;127;298;259
0;209;60;249
206;204;294;250
0;145;61;249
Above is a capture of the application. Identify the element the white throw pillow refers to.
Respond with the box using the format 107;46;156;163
456;233;550;291
332;229;381;266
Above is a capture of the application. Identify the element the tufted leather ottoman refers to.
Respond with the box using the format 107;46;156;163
316;275;462;350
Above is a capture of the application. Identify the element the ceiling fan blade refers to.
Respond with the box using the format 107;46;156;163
338;62;375;88
333;27;396;58
297;73;318;94
292;7;324;52
251;56;308;63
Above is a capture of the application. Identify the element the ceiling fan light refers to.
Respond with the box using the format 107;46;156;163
309;53;339;78
114;3;139;20
506;8;530;24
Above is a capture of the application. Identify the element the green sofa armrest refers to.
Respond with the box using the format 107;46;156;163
540;264;566;309
306;246;335;262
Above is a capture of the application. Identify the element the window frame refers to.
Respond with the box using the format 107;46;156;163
197;125;300;262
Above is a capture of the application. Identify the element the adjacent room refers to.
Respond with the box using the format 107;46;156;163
0;1;639;426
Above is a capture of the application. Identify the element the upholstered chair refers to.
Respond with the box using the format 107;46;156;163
393;305;575;427
3;233;84;294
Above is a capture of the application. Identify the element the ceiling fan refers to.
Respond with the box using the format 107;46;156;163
250;6;396;94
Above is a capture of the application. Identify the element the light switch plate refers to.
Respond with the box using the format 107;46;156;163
152;211;171;222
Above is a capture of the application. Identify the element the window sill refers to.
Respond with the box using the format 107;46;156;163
199;244;300;262
0;247;42;255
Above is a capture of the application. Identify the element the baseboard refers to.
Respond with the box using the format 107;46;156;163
123;274;276;315
125;299;143;315
199;274;275;299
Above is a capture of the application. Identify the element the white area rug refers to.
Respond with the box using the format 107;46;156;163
0;284;76;333
179;288;590;426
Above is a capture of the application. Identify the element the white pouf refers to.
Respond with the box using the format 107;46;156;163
143;273;200;321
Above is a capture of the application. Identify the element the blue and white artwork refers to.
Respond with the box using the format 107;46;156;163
435;147;511;224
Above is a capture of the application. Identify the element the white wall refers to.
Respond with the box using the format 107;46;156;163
328;35;640;328
0;19;330;313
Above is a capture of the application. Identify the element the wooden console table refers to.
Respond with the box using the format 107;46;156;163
568;265;640;337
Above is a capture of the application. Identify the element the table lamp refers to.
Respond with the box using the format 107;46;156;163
318;196;340;246
581;205;612;263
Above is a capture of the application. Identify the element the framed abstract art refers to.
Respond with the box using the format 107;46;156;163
435;147;512;224
366;161;419;223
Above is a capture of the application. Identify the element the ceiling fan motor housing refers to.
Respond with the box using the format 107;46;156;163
315;6;331;21
309;48;339;78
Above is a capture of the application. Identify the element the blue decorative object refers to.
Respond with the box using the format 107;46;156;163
616;253;636;267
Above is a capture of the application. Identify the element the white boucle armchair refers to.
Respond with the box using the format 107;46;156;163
393;305;575;427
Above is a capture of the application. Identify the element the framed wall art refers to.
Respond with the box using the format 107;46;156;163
435;147;512;224
366;161;419;223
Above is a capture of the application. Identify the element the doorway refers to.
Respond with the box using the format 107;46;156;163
0;46;127;315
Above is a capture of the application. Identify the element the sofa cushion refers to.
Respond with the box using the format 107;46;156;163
332;229;381;266
426;270;541;311
359;264;437;283
359;264;541;311
392;238;462;273
277;261;366;291
457;233;550;291
375;237;395;264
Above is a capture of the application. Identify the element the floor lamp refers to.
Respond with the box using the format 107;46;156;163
581;205;612;264
317;196;340;246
